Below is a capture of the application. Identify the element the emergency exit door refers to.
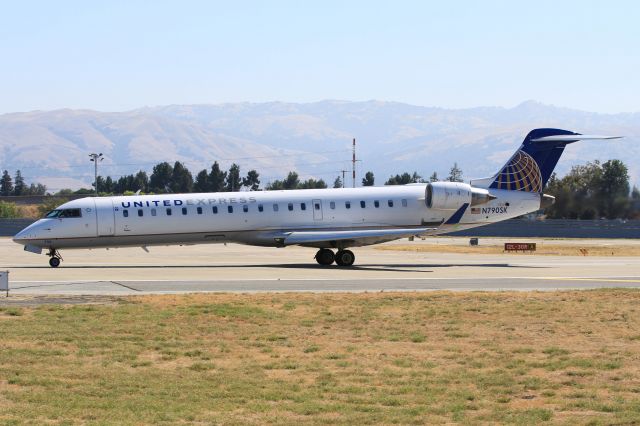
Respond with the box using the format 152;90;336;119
312;199;323;220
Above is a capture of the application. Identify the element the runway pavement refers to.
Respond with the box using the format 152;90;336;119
2;237;639;295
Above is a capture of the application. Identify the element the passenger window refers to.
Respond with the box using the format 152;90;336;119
300;203;306;211
123;210;129;218
228;206;233;213
314;203;320;210
388;200;394;207
243;205;248;213
288;203;293;211
345;201;351;209
360;201;366;208
138;209;143;217
374;200;380;208
258;204;264;212
273;204;279;212
402;199;408;207
212;206;218;214
151;208;157;216
182;207;188;215
197;207;203;215
166;208;172;216
330;201;335;209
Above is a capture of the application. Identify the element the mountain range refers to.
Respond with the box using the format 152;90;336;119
0;100;638;191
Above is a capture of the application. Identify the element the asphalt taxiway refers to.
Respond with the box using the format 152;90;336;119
2;238;639;295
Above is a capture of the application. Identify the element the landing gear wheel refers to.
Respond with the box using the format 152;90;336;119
334;250;355;267
47;248;62;268
315;249;335;266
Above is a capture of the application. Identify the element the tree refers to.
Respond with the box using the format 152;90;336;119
632;186;640;200
13;170;25;195
149;162;173;193
114;174;136;194
208;162;227;192
243;169;260;191
385;172;421;185
103;176;114;193
225;163;241;192
0;170;13;196
133;171;149;193
544;159;633;220
599;159;630;219
283;172;300;190
362;171;375;186
300;178;327;189
447;163;463;182
266;180;284;190
24;183;46;196
429;172;439;182
194;169;210;192
333;176;343;188
266;172;302;191
170;162;193;193
94;176;105;193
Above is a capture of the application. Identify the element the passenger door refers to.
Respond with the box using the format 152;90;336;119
94;198;115;236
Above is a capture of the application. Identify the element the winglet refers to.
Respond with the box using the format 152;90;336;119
531;134;623;143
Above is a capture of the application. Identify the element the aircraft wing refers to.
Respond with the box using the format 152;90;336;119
283;227;435;246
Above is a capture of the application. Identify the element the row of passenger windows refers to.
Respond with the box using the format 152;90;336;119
121;199;409;218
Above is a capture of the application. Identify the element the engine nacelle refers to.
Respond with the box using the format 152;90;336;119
426;182;496;210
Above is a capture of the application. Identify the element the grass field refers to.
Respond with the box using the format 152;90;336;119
1;290;640;424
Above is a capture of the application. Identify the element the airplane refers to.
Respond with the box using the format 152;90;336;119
12;128;620;268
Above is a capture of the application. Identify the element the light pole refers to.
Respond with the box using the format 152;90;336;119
89;153;103;196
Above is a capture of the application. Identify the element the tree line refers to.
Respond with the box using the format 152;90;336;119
3;158;639;219
92;161;331;195
0;170;47;196
545;160;639;219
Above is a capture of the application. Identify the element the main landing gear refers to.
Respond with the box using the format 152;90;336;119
315;249;355;267
47;249;62;268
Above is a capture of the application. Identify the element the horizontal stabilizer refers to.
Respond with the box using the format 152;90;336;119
283;228;434;245
531;134;622;143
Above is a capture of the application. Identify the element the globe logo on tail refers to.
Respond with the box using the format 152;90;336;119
491;150;542;192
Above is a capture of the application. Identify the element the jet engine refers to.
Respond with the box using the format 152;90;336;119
426;182;496;210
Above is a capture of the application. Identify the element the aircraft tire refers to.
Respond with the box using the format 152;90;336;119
335;250;355;267
315;249;335;266
49;257;61;268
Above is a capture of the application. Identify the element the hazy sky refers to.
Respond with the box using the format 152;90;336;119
1;1;638;114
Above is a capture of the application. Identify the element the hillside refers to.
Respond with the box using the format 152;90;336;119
0;100;637;191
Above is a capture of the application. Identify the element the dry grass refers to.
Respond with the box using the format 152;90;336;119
376;243;640;256
15;204;40;219
1;290;640;424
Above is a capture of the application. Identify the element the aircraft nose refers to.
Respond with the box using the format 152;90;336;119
12;220;43;245
12;229;27;244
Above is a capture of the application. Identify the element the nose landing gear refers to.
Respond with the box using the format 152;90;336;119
47;249;62;268
314;249;355;267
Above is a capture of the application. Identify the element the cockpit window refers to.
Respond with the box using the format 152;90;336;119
45;208;82;218
45;210;61;218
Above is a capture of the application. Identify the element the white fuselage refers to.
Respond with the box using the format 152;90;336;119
13;185;541;251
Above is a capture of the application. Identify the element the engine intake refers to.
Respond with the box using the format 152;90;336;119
426;182;496;210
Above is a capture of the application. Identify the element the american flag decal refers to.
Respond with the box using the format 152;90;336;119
471;207;480;214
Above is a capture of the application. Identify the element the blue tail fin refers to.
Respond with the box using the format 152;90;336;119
486;128;620;193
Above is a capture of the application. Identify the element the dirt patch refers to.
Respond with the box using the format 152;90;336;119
376;243;640;256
